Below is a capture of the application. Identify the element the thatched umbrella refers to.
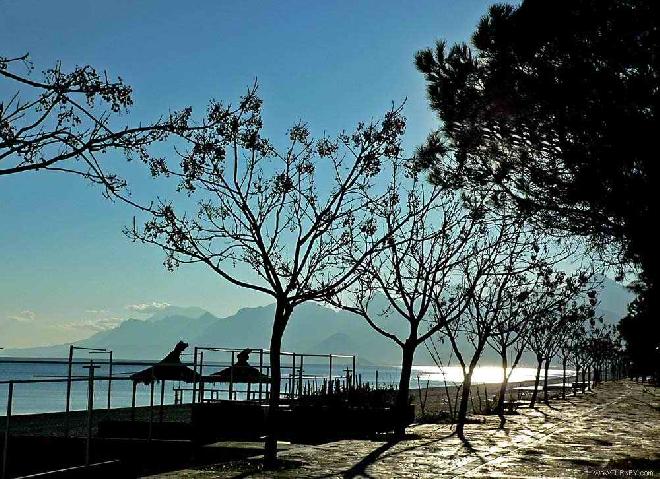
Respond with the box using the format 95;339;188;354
130;341;200;384
130;341;200;425
207;349;269;384
205;349;269;401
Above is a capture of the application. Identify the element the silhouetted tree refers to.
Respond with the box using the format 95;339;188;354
527;291;596;408
558;308;591;399
128;86;408;465
487;267;588;424
330;178;484;436
436;213;558;439
0;53;195;201
584;323;620;386
414;0;658;368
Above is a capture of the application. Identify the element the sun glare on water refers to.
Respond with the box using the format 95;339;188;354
412;365;573;384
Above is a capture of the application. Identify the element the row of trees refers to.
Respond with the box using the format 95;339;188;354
2;0;654;465
414;0;658;382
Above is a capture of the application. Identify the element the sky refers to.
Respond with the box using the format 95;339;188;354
0;0;495;347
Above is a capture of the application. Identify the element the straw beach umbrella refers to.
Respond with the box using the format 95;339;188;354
130;341;200;423
207;349;269;400
130;341;199;384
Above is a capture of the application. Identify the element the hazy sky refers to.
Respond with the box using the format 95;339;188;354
0;0;494;347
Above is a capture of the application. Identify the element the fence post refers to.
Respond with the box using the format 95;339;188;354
258;349;264;402
84;362;97;466
131;382;137;422
229;351;234;401
291;353;296;400
107;351;113;410
192;347;199;404
2;381;13;479
352;356;356;391
64;345;74;438
149;375;155;442
298;355;304;399
159;381;165;424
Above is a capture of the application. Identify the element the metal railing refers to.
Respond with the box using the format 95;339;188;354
0;346;361;478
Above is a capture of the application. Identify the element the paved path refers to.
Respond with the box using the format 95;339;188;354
145;380;660;478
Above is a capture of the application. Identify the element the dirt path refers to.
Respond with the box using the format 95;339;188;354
144;380;659;478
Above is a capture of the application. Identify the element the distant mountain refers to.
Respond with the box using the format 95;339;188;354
593;275;635;323
3;277;635;365
3;301;414;365
145;306;208;322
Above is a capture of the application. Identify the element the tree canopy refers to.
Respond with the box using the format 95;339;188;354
414;0;658;376
0;53;199;203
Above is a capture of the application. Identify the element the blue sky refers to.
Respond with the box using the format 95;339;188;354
0;0;494;347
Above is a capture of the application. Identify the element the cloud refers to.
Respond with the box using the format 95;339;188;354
7;310;36;322
126;302;171;313
85;309;109;315
58;316;124;332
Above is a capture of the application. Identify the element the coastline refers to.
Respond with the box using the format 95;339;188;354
0;374;580;437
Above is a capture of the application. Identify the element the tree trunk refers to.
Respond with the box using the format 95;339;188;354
543;357;550;404
455;369;473;439
497;350;508;427
264;301;291;468
394;342;416;437
529;356;543;408
562;356;567;400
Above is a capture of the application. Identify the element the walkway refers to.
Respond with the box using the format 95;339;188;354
145;380;660;478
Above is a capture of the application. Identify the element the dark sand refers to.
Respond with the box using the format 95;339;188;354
0;404;192;437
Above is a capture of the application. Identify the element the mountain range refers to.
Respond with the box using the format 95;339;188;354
4;276;634;366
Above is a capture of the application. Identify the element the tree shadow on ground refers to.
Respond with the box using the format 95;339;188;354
531;407;552;422
542;402;561;411
339;431;457;479
459;434;477;453
341;439;402;479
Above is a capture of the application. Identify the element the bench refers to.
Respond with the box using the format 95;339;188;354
501;400;529;412
513;383;574;400
571;382;589;393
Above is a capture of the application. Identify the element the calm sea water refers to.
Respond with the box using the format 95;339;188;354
0;360;572;415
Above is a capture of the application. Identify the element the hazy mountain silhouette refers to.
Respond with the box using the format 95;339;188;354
3;277;633;365
144;305;209;322
593;274;635;323
4;300;412;364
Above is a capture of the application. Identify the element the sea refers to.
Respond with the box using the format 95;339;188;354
0;359;572;416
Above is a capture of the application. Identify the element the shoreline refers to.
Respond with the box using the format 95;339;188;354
409;374;579;418
0;374;581;437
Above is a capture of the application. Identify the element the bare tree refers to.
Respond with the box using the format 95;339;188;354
485;267;566;426
435;214;563;439
557;301;600;398
526;279;594;407
0;53;195;201
128;86;408;465
329;176;484;436
583;318;619;386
